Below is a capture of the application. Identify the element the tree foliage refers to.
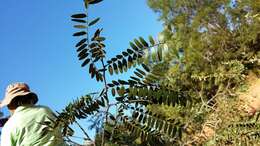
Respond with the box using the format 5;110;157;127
44;0;260;146
45;0;192;146
146;0;260;145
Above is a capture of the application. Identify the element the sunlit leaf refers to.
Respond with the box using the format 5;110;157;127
132;53;137;60
89;18;100;26
75;38;87;47
130;76;141;82
118;86;125;96
122;51;128;56
112;80;119;86
97;99;105;107
91;68;96;78
93;28;102;40
77;44;87;52
111;88;116;96
113;63;118;74
127;49;134;54
111;58;117;62
73;31;87;37
109;115;116;121
136;68;146;76
134;71;143;78
128;56;133;68
93;57;100;62
149;35;155;46
95;72;100;81
74;25;87;29
78;49;88;60
116;55;123;59
122;58;127;68
89;63;94;74
84;0;88;8
118;80;128;85
130;42;139;51
134;39;143;48
107;83;114;87
108;65;113;75
71;19;86;23
139;37;149;47
95;37;105;42
118;60;123;70
88;0;103;4
115;96;124;102
141;64;150;72
89;42;98;49
157;48;162;61
81;58;91;67
71;14;87;18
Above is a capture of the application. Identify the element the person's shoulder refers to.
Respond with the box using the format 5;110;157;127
33;105;58;120
33;105;55;114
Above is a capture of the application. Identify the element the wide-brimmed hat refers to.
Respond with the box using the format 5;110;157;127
0;83;38;108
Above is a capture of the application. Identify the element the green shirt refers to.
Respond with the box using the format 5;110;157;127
1;105;67;146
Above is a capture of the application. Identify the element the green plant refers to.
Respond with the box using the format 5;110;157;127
44;0;260;145
44;0;191;146
146;0;260;145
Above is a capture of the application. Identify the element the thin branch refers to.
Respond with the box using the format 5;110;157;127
75;120;91;140
85;1;90;47
65;137;85;146
101;58;109;146
125;99;153;104
107;99;153;107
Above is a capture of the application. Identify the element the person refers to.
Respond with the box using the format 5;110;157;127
0;82;67;146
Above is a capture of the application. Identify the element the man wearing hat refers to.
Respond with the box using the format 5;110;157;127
0;82;67;146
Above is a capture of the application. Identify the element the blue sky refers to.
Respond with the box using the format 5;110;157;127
0;0;162;141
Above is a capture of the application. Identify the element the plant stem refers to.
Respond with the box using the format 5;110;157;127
101;59;109;146
75;120;91;140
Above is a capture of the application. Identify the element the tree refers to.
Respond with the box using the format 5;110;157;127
42;0;189;146
43;0;260;145
146;0;260;145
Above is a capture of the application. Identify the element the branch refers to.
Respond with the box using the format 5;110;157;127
75;120;91;140
101;58;109;146
65;136;85;146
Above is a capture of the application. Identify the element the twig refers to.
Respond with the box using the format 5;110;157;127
65;137;84;146
101;59;109;146
75;120;91;140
